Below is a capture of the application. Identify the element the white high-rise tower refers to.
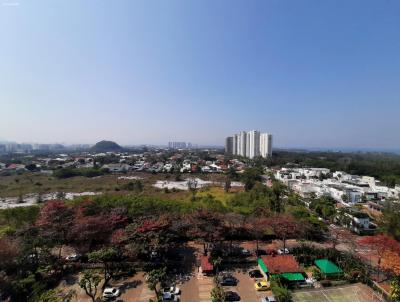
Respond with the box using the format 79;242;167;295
246;130;260;159
260;133;273;158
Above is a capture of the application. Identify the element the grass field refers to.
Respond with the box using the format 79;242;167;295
196;187;233;205
0;171;228;199
292;284;384;302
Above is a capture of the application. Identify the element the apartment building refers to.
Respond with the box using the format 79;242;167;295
225;130;273;158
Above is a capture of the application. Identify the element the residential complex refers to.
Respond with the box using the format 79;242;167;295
225;130;272;158
275;167;400;207
168;142;192;149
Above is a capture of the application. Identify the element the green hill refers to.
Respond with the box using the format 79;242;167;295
91;140;123;152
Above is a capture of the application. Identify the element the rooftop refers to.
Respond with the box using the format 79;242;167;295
260;255;301;274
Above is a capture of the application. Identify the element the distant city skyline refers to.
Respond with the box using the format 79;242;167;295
1;139;400;155
1;1;400;149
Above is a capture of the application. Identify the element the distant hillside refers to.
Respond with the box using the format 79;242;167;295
91;140;123;152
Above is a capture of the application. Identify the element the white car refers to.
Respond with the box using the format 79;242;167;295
163;286;181;295
162;292;180;301
102;287;120;299
277;248;290;255
261;296;276;302
65;254;80;261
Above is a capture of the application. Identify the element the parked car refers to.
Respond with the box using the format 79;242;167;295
225;291;240;301
65;254;80;262
163;286;181;295
261;296;276;302
277;248;290;255
254;281;270;291
249;269;263;278
162;292;180;302
102;287;120;299
240;248;251;256
219;276;237;286
219;271;234;278
254;249;267;256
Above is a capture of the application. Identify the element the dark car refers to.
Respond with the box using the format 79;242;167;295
220;277;237;286
255;249;267;256
225;291;240;301
249;269;263;278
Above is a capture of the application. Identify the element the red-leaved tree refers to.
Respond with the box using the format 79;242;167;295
359;234;400;279
36;200;74;258
269;215;300;252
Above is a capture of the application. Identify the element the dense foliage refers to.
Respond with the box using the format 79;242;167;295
53;167;109;179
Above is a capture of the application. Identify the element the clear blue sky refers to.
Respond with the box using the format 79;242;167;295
1;0;399;148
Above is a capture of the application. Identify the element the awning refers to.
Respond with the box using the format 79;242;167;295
258;258;269;273
314;259;343;275
280;272;305;281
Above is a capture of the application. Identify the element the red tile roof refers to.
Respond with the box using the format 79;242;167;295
261;255;301;274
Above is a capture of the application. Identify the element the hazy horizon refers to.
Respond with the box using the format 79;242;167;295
1;1;400;149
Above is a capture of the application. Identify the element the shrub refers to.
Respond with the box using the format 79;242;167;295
320;280;332;287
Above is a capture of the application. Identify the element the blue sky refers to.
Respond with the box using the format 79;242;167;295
1;0;399;148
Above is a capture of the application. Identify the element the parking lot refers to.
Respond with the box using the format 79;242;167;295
179;266;272;302
232;270;273;302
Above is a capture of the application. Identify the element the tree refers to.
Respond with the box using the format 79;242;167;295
146;267;166;296
269;215;300;252
381;249;400;275
359;234;400;280
224;178;231;193
242;167;263;191
310;196;337;221
245;217;270;253
226;167;238;181
89;247;121;289
36;289;77;302
211;257;222;275
36;200;74;259
71;201;112;249
0;237;18;270
380;201;400;240
126;216;172;257
56;191;66;199
271;283;292;302
391;276;400;302
79;270;101;302
187;178;198;201
211;285;225;302
186;209;224;254
271;181;287;213
224;212;245;253
25;164;37;172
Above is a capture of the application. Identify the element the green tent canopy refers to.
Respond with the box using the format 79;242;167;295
280;272;305;281
315;259;343;275
258;258;268;273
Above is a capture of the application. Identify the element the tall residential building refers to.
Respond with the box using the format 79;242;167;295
225;137;234;155
238;131;247;157
260;133;273;157
232;134;238;155
246;130;260;159
225;130;273;158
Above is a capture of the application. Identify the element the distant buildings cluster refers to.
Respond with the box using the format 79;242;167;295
0;143;63;154
168;142;193;149
225;131;273;158
275;167;400;207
